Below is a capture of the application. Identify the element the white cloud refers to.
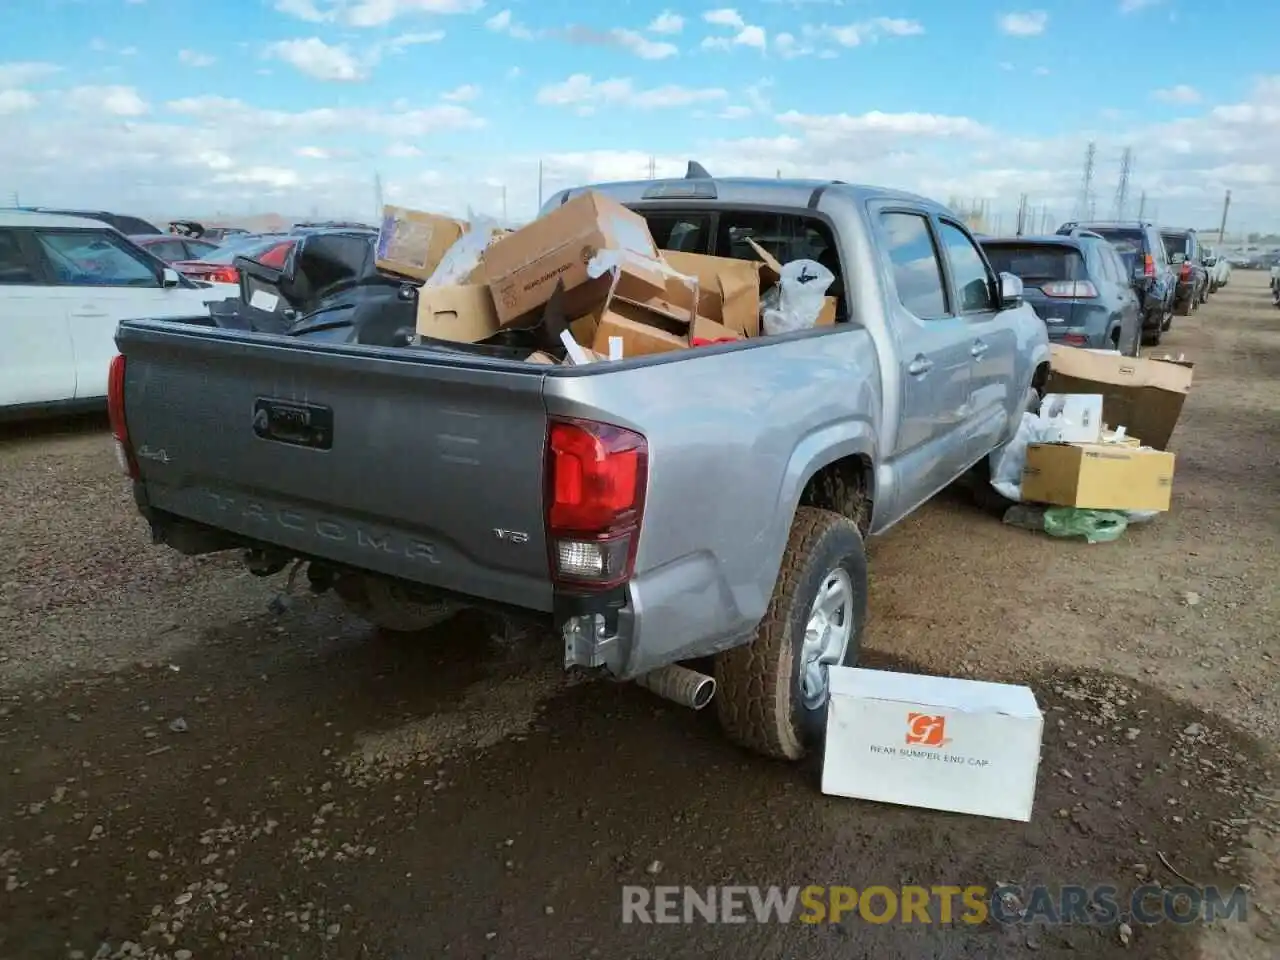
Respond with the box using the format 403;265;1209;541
0;90;37;114
275;0;483;26
734;25;767;49
998;11;1048;36
386;142;423;158
704;9;745;28
648;11;684;34
296;145;330;159
178;49;217;68
384;31;447;54
1120;0;1164;12
612;29;679;60
536;75;728;113
267;37;364;81
0;62;61;86
1153;84;1202;104
718;105;752;120
485;10;536;40
441;84;480;102
66;85;149;116
805;18;926;52
1033;66;1050;76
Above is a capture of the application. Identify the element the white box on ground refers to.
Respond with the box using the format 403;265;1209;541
821;667;1044;822
1038;393;1104;443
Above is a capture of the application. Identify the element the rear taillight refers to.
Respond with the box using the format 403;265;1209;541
1179;262;1192;281
107;354;139;480
545;418;648;591
1143;254;1155;278
207;267;239;284
1041;280;1099;299
258;242;294;269
1061;333;1088;346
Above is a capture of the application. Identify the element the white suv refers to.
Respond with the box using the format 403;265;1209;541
0;211;237;417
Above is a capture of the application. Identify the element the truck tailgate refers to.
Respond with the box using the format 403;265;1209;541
117;321;553;612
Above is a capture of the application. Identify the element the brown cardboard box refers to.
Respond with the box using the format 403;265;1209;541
816;297;837;326
1021;443;1175;512
483;191;668;325
689;314;743;344
594;312;688;357
743;237;783;286
415;284;499;343
1046;345;1193;451
1100;429;1141;447
661;250;763;337
376;205;466;281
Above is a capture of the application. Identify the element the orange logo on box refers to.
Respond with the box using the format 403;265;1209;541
905;713;947;747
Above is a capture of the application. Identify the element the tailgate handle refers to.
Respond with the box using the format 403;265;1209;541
252;398;334;451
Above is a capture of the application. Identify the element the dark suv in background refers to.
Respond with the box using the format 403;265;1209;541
980;231;1141;356
1160;228;1209;315
1057;220;1177;345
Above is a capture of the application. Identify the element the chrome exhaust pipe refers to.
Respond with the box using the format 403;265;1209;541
635;664;716;710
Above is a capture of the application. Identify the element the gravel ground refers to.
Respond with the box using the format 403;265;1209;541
0;272;1277;960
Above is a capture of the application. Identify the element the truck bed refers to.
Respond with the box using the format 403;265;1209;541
117;319;555;611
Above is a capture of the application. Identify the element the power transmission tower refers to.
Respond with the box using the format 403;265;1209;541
646;155;656;179
1217;189;1231;242
1137;191;1147;220
1016;193;1028;235
1076;142;1097;220
373;172;383;218
1113;147;1133;219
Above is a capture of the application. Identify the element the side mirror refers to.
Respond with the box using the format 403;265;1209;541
998;271;1023;308
162;267;181;287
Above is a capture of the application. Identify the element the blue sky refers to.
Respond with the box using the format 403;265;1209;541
1;0;1277;230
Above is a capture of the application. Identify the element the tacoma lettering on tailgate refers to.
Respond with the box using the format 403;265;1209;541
207;493;439;564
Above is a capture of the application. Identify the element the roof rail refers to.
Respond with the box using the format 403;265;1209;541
685;161;712;179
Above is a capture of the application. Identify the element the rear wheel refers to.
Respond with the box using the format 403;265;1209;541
337;575;463;633
714;507;867;760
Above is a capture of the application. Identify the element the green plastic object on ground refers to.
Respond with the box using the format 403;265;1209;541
1042;507;1129;544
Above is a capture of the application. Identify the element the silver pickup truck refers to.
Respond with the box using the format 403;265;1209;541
109;174;1050;761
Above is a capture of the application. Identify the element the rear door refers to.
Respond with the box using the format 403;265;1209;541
934;218;1015;464
871;207;974;508
0;227;76;407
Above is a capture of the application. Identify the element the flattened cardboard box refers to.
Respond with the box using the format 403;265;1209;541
483;191;668;326
1021;443;1175;512
661;249;763;338
574;296;694;358
415;284;499;343
1046;345;1193;451
376;205;466;282
822;667;1043;822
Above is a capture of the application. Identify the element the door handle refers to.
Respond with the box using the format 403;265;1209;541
907;355;934;376
970;340;989;357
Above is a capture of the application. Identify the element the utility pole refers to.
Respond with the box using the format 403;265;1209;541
647;155;656;179
373;172;384;218
1077;141;1096;220
537;160;544;211
1016;193;1029;235
1217;189;1231;243
1113;146;1133;220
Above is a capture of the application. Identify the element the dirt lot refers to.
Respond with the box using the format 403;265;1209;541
1;272;1277;960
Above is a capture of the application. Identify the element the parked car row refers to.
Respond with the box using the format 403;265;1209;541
979;220;1232;352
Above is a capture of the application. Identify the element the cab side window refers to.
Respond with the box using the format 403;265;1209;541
937;220;996;313
879;212;948;320
0;229;39;285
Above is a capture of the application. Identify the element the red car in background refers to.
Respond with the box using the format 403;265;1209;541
170;234;297;284
129;233;222;264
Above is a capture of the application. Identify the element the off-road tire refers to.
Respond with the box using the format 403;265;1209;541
339;575;462;633
714;507;868;761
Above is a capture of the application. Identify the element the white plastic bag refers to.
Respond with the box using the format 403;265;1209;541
762;259;834;336
424;214;502;288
